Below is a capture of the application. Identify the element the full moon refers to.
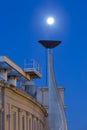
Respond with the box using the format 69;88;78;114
46;17;55;25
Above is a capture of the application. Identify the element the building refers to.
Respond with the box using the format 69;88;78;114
0;82;48;130
36;87;66;112
0;40;68;130
0;56;48;130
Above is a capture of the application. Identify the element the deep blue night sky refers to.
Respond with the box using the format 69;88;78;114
0;0;87;130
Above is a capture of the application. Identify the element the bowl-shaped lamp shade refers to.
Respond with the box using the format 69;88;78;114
38;40;61;49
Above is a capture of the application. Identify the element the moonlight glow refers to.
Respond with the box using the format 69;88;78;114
46;17;55;25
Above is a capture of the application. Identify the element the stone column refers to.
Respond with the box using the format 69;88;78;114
35;118;38;130
31;114;33;130
32;115;34;130
38;120;41;130
16;109;18;130
0;108;4;130
37;119;39;130
26;112;29;130
24;112;27;130
8;104;13;130
40;120;44;130
18;108;22;130
29;114;32;130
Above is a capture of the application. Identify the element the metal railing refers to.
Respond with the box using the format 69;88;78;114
24;59;41;75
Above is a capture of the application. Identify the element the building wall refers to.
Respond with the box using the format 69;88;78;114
0;82;48;130
36;87;66;111
36;87;67;130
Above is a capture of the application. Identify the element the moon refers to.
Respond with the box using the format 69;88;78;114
46;17;55;25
